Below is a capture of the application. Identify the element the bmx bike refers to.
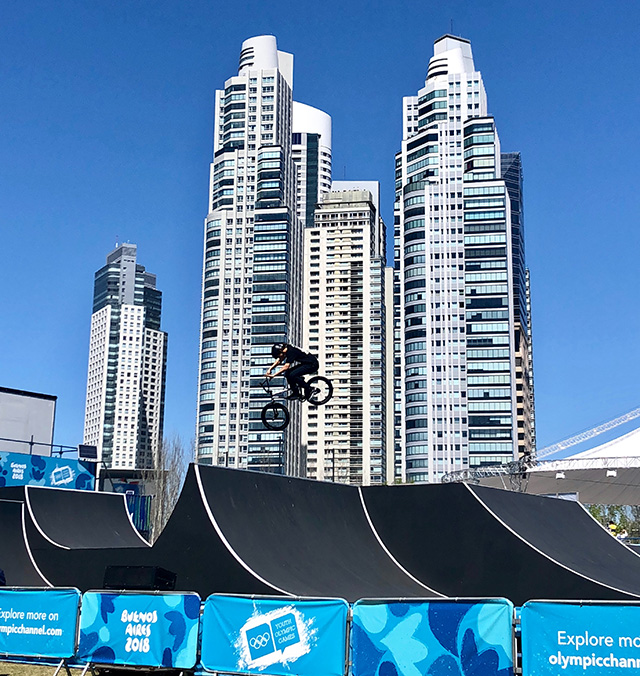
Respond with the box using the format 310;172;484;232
260;375;333;430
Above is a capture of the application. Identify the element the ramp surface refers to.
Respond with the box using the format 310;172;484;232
196;465;437;601
25;485;149;549
148;464;278;596
362;482;640;606
469;484;640;598
0;500;50;586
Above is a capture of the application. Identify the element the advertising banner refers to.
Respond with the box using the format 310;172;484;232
0;451;94;490
200;595;349;676
0;588;80;659
77;592;200;668
352;599;514;676
521;601;640;676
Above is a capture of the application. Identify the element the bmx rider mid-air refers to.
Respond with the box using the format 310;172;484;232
265;343;319;400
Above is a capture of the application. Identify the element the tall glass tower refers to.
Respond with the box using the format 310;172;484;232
394;35;535;482
83;243;167;473
196;35;331;475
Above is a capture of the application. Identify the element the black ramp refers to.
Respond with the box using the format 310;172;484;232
197;465;438;601
0;500;50;586
25;485;149;549
148;464;278;597
361;483;637;606
469;484;640;598
10;465;280;595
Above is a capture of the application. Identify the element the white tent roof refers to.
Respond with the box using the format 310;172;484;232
480;425;640;504
532;425;640;472
568;425;640;459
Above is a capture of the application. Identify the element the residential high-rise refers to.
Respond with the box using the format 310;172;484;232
292;101;332;227
196;35;331;475
83;243;167;472
501;152;535;460
394;35;534;483
302;183;391;485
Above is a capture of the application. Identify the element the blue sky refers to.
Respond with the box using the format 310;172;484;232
1;0;638;457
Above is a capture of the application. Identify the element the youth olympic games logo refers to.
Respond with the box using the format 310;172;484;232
249;631;272;650
245;623;275;659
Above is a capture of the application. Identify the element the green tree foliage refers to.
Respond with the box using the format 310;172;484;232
587;504;636;536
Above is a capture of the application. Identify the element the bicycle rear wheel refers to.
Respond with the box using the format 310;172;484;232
261;402;290;430
306;376;333;406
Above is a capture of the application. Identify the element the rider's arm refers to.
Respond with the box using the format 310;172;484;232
271;362;290;377
266;356;285;377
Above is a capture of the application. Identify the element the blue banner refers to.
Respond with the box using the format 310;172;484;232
0;588;80;659
200;595;349;676
522;602;640;675
77;592;200;668
352;599;514;676
0;451;94;490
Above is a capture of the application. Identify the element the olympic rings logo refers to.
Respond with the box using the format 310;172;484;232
249;632;272;650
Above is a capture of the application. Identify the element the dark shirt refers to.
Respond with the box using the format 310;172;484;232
283;345;317;365
0;568;6;586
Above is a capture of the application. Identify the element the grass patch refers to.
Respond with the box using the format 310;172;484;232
0;664;54;676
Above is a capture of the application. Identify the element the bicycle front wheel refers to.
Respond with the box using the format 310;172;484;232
306;376;333;406
261;402;290;430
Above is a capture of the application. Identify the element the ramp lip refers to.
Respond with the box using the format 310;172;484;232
20;503;53;587
194;464;290;596
357;487;444;597
465;483;640;599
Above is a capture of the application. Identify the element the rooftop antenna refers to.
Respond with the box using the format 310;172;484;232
115;234;119;248
450;18;454;34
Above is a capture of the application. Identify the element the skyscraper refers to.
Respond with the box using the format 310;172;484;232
302;182;391;485
83;243;167;472
196;35;331;475
292;101;332;227
394;35;534;483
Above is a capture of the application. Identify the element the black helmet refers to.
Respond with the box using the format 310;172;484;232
271;343;286;359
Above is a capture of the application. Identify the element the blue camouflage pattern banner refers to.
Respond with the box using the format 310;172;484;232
200;595;349;676
352;599;514;676
0;451;94;490
0;588;80;659
521;602;640;675
77;592;200;668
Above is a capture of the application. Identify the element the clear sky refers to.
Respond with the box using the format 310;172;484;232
1;0;638;458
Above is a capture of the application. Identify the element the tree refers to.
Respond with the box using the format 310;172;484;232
142;435;191;543
587;503;632;535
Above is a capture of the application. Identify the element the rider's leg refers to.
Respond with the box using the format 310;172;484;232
287;364;314;399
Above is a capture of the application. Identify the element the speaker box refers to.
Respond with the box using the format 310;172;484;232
103;565;176;591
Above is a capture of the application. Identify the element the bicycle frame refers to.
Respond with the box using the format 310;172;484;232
261;378;292;402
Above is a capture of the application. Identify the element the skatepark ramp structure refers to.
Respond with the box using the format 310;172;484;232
24;485;150;549
361;482;640;606
4;464;640;605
